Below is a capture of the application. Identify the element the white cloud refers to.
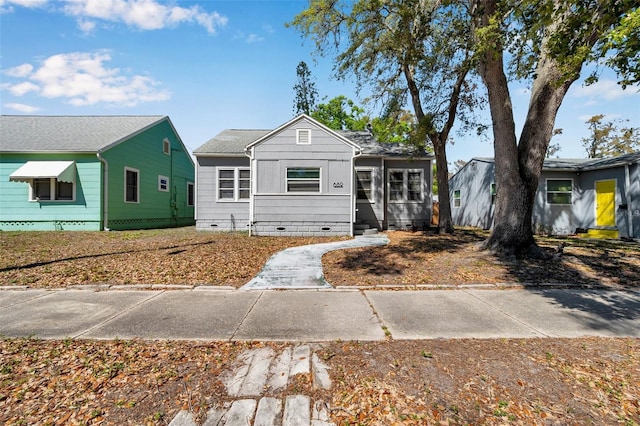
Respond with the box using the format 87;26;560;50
570;79;640;102
4;102;40;113
62;0;228;34
2;51;171;107
7;81;39;96
246;33;264;43
0;0;47;10
4;63;34;77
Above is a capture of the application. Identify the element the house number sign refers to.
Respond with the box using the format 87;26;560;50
333;182;344;188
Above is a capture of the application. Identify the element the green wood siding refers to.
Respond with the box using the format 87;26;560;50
0;153;102;230
101;119;195;230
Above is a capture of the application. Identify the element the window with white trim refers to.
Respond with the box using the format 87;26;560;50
30;178;74;201
388;169;423;202
546;179;572;204
453;189;461;208
125;167;139;203
217;168;250;201
297;129;311;145
286;167;320;192
163;138;170;155
158;175;169;192
356;169;373;201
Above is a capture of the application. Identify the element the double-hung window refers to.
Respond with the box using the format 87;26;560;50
356;169;373;202
217;168;250;201
125;167;139;203
388;169;423;202
453;189;461;208
30;178;74;201
546;179;572;204
286;167;320;192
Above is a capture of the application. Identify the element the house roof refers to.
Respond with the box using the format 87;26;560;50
193;129;271;156
0;115;167;153
194;117;432;159
470;151;640;172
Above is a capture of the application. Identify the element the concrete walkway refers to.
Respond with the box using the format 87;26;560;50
241;234;389;290
1;288;638;341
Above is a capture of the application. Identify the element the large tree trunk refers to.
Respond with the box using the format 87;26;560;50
433;135;454;233
475;0;581;257
404;63;455;233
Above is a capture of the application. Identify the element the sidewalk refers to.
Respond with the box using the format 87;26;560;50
1;287;638;341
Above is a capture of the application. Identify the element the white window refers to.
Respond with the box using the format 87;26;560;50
287;167;320;192
297;129;311;145
490;183;496;205
453;189;461;208
163;138;170;155
30;178;74;201
187;182;194;206
388;169;423;202
356;169;374;202
125;167;140;203
158;175;169;192
217;168;250;201
547;179;572;204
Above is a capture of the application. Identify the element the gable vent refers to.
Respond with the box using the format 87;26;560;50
297;129;311;145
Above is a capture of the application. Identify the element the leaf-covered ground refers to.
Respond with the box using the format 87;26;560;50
1;227;638;424
1;338;638;425
323;229;640;289
1;226;638;289
0;228;345;288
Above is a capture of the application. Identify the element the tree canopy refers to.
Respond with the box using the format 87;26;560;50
582;114;640;158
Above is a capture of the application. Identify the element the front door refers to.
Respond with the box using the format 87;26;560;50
595;179;616;227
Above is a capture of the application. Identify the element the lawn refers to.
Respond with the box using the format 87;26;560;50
1;226;638;289
1;227;638;425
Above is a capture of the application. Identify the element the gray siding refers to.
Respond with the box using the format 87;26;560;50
196;156;250;231
630;162;640;238
252;195;351;236
449;157;640;238
384;159;432;230
449;160;495;229
249;117;355;236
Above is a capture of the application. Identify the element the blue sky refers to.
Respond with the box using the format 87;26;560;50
1;0;638;164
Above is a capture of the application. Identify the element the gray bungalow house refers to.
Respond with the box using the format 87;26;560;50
449;152;640;239
194;114;433;236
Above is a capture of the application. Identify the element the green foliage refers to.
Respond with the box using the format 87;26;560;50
293;61;318;115
310;95;367;131
582;114;640;158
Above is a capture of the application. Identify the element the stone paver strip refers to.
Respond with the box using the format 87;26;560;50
238;347;275;397
222;399;257;426
168;410;196;426
282;395;311;426
289;344;311;376
254;397;282;426
202;407;225;426
311;353;331;390
268;347;292;391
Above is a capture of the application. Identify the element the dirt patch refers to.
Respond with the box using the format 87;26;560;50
0;228;345;288
1;227;638;290
323;230;640;289
1;338;637;425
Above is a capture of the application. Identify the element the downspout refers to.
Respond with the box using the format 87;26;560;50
97;152;109;231
625;163;633;238
245;147;254;236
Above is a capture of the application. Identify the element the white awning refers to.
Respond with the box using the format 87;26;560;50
9;161;76;184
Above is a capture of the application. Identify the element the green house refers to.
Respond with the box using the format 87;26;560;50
0;115;195;231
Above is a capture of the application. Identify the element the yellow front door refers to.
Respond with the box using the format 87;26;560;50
595;180;616;227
